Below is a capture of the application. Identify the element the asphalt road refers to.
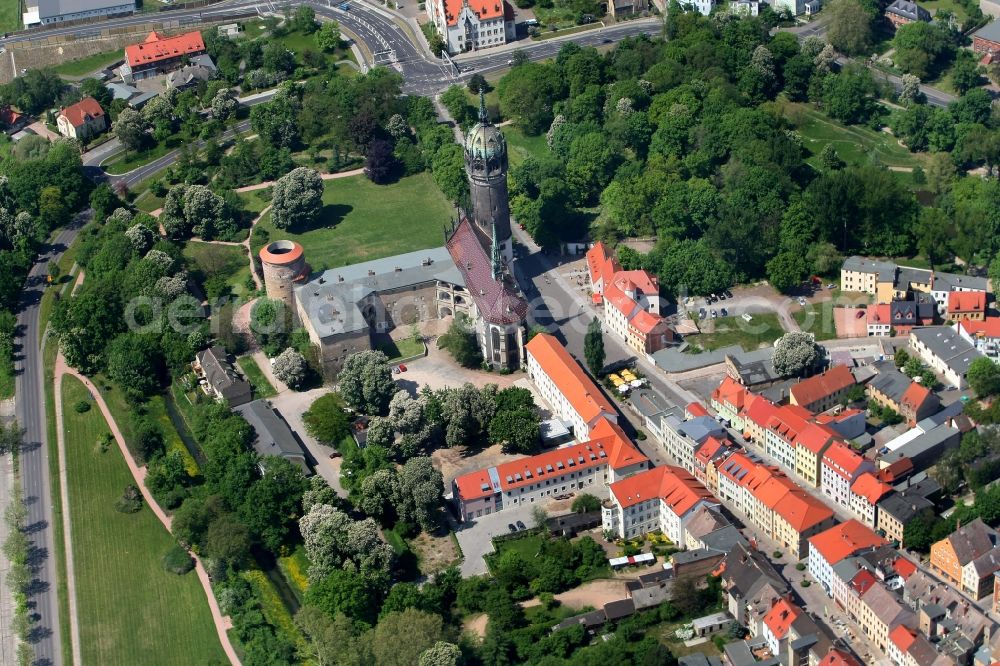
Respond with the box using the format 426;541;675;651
13;213;88;666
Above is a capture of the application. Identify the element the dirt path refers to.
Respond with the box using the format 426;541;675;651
52;369;83;666
234;167;366;192
54;355;240;666
521;579;627;611
463;613;488;640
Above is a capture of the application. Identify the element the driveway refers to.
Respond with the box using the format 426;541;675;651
268;388;349;496
454;502;540;576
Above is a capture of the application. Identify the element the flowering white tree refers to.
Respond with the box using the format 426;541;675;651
271;167;323;230
272;347;308;389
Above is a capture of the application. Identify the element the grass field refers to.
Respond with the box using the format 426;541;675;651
237;356;277;399
182;242;251;299
247;172;455;272
0;0;20;35
273;28;357;66
103;136;183;175
791;307;839;341
133;189;165;214
375;337;425;362
685;312;785;352
503;125;549;167
784;102;927;170
53;49;124;77
61;375;226;666
919;0;969;21
535;23;602;40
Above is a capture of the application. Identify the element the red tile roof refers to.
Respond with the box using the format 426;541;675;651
850;472;892;504
893;556;917;580
817;649;862;666
59;97;104;128
687;402;709;418
125;30;206;68
443;0;509;26
525;333;614;425
630;309;664;335
695;436;729;467
0;106;22;127
960;318;1000;339
794;422;838;455
808;519;888;566
899;381;933;415
447;218;527;325
790;366;855;407
453;416;647;500
867;303;890;323
850;568;878;597
742;393;780;432
878;457;914;483
822;441;868;480
889;625;917;653
768;405;813;443
763;598;800;640
609;465;714;512
586;241;619;290
616;269;658;295
586;241;668;341
948;290;986;313
712;376;747;411
774;487;834;532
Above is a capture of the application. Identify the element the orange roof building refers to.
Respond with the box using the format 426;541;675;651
741;393;780;443
849;472;893;528
605;465;717;540
56;97;106;141
452;415;648;522
789;365;856;412
817;649;862;666
947;291;987;322
821;440;874;509
525;333;616;440
425;0;516;57
711;375;748;427
123;31;206;80
808;520;888;594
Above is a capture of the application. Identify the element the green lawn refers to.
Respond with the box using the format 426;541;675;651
785;102;926;170
375;337;426;362
102;136;183;175
0;0;20;35
133;189;164;214
685;312;785;352
791;306;839;341
532;4;580;29
61;375;226;666
182;242;251;299
918;0;968;21
503;125;549;167
486;533;545;573
273;28;357;66
53;49;123;77
535;23;602;40
248;172;455;272
237;355;277;398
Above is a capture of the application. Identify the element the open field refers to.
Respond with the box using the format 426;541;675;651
61;375;225;665
53;49;123;77
0;0;19;35
375;336;425;362
103;136;184;175
503;125;549;167
792;306;840;341
248;172;454;272
684;312;784;352
133;189;165;214
784;102;927;170
237;355;277;399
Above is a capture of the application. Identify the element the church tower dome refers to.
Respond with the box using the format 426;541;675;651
464;91;513;262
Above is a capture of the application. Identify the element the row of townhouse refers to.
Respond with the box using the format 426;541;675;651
929;518;1000;600
586;242;674;356
840;256;991;315
865;363;941;427
601;465;718;541
453;334;649;521
909;326;984;389
954;318;1000;363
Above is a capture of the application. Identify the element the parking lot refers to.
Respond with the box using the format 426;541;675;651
454;503;540;576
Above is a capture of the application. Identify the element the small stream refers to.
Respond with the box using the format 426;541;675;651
255;547;302;612
163;391;207;467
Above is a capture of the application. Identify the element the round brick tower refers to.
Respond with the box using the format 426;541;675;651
259;240;308;311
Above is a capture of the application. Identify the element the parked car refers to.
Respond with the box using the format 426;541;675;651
721;308;728;317
742;313;753;322
711;309;717;318
856;310;866;318
515;520;527;530
723;289;733;299
508;523;517;533
698;308;707;319
328;450;342;459
797;297;807;306
826;283;836;289
397;364;407;372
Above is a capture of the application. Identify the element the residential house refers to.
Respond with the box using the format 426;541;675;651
23;0;134;27
56;97;106;141
808;519;888;597
425;0;515;54
741;393;780;446
903;569;995;663
821;441;874;510
692;436;735;486
761;597;836;664
815;408;866;440
711;376;748;429
683;504;731;550
720;543;790;637
879;422;961;472
660;414;726;473
234;400;312;475
840;257;989;314
929;518;1000;599
877;489;935;546
192;346;253;407
453;416;648;522
947;291;987;322
0;106;27;134
974;20;1000;58
789;365;856;413
602;465;717;541
898;382;940;427
765;404;813;472
587;242;673;355
909;327;984;389
930;272;989;314
849;472;893;528
165;54;217;89
867;303;893;336
856;582;916;654
955;318;1000;362
866;364;939;426
793;422;838;488
121;31;207;82
817;650;862;666
841;256;897;296
885;0;931;28
525;333;617;441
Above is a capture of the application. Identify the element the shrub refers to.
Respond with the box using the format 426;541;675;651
795;563;806;571
74;400;91;413
163;544;195;574
772;550;783;559
114;485;143;513
801;580;811;587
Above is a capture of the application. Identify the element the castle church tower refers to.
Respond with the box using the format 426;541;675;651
463;92;513;262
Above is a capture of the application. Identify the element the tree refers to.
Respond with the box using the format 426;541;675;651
488;408;539;454
397;457;444;532
316;21;342;51
272;347;309;389
307;568;381;625
205;513;252;565
365;138;397;184
772;332;820;378
338;350;397;414
571;493;601;513
584;318;605;375
820;144;845;171
271;167;324;230
125;223;155;254
112;107;146;152
900;73;922;105
370;609;444;666
183;185;226;239
468;73;489;95
496;62;565;135
303;393;351;445
914;208;951;266
358;468;399;522
766;251;807;294
419;642;462;666
952;51;984;94
211;88;239;122
440;85;475;127
300;503;393;582
386;113;409;140
437;316;481;368
826;0;874;56
106;332;164;398
968;357;1000;398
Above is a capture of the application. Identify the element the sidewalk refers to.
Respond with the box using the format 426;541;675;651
54;355;240;666
52;369;82;666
